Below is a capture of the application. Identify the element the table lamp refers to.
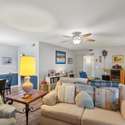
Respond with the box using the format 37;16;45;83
20;56;36;95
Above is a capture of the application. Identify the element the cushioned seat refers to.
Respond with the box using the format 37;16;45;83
0;118;16;125
41;103;84;125
0;104;16;118
81;108;125;125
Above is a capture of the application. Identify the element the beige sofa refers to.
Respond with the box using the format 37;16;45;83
41;85;125;125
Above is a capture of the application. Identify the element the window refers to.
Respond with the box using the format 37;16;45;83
83;56;94;77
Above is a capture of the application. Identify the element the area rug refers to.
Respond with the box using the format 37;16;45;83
13;99;42;125
10;87;43;125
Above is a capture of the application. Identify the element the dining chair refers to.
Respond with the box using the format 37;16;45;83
0;79;7;102
5;74;12;94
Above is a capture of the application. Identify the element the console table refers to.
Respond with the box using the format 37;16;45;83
6;90;47;125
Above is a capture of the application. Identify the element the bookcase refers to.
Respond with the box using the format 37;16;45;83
110;69;125;84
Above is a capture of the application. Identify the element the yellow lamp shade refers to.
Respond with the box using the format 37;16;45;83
20;56;36;76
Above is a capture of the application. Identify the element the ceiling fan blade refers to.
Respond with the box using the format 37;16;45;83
63;35;71;38
83;33;92;37
86;38;95;42
60;40;70;44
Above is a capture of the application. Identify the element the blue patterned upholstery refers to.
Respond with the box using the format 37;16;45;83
90;80;119;88
0;95;16;125
95;87;119;111
0;104;16;118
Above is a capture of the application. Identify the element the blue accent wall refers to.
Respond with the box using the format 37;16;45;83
0;73;18;86
0;73;38;89
30;76;38;89
21;76;38;89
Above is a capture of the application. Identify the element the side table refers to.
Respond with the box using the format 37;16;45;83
6;89;47;125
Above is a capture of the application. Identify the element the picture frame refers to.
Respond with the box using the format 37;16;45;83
112;55;124;64
2;57;12;65
56;50;66;64
68;58;73;64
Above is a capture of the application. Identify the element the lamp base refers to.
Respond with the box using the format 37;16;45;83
22;76;33;95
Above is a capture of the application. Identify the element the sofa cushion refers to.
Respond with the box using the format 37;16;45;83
81;108;125;125
41;103;84;125
60;77;88;84
91;80;119;88
121;100;125;119
0;118;16;125
95;87;119;111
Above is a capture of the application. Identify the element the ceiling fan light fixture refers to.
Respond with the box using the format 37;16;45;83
73;36;81;44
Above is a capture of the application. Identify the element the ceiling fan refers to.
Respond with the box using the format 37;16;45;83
61;31;95;45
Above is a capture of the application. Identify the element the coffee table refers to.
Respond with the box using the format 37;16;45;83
6;89;47;125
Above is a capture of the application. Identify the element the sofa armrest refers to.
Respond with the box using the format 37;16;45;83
42;90;57;106
120;85;125;101
0;104;16;118
121;100;125;119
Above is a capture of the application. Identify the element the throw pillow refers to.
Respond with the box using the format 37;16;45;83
75;91;94;109
95;87;119;111
42;90;57;106
75;84;94;100
58;84;75;104
55;80;62;94
121;100;125;119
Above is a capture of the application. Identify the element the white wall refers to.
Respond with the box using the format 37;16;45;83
39;42;75;80
94;47;125;77
0;44;18;74
73;47;125;78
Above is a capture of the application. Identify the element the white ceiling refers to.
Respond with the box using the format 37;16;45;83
0;0;125;50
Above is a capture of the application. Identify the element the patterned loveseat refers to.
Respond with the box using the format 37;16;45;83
0;96;16;125
41;78;125;125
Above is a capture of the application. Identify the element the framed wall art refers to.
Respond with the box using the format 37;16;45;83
112;55;124;64
68;58;73;64
56;51;66;64
1;57;12;65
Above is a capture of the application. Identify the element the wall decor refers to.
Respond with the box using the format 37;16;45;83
102;50;108;58
99;56;102;63
112;55;124;64
102;50;108;70
56;51;66;64
68;58;73;64
2;57;12;64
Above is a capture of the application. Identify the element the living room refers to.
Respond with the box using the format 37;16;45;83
0;0;125;125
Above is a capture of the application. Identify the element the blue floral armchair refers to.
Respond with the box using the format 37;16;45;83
0;96;16;125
